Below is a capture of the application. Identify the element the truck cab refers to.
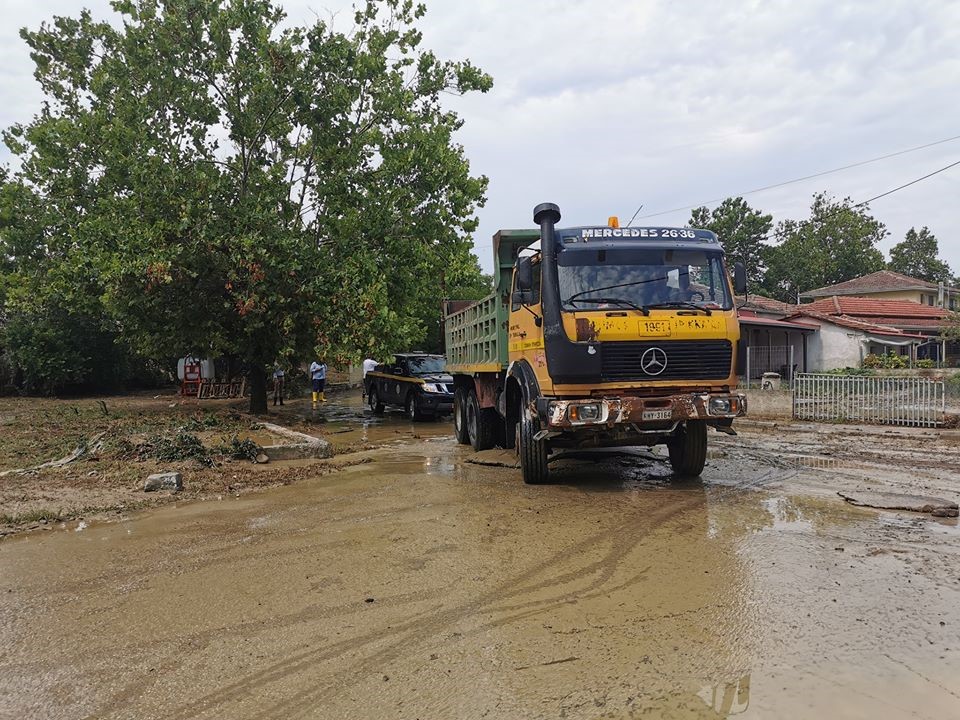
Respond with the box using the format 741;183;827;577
445;203;747;484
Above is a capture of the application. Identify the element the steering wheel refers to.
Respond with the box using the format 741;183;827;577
689;290;705;301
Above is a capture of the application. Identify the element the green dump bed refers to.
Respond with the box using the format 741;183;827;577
444;228;539;375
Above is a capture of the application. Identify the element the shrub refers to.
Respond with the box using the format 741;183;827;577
917;359;936;369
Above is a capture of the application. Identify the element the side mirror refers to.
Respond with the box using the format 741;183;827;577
733;262;747;295
516;257;533;291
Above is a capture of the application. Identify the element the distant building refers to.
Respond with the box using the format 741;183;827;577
787;296;951;367
801;270;960;310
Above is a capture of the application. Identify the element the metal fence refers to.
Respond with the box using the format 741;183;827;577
792;373;945;427
744;346;796;389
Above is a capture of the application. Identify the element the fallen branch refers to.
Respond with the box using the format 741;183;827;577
0;432;106;478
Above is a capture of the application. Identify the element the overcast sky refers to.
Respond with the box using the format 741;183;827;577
2;0;958;274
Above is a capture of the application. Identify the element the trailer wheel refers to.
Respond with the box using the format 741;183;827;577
667;420;707;477
453;389;470;445
466;389;496;451
518;412;549;484
368;387;384;415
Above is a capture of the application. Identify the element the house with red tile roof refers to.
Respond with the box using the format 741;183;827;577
785;295;947;369
800;270;960;310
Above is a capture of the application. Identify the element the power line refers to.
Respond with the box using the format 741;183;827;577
635;132;960;221
470;150;960;249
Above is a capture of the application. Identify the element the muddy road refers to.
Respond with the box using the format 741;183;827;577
2;396;960;718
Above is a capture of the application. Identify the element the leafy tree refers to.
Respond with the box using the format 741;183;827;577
762;192;887;302
2;0;492;412
690;197;772;291
887;226;953;284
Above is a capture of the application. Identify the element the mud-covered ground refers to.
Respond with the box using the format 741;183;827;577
1;391;960;718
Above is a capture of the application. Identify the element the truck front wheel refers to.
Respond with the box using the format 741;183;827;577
667;420;708;477
518;412;549;484
453;389;470;445
466;389;496;451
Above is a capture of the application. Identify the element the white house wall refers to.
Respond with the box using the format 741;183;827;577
804;319;865;370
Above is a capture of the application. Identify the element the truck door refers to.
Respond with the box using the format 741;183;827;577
508;258;548;386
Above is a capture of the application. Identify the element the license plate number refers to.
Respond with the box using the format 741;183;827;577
641;320;671;336
642;409;672;421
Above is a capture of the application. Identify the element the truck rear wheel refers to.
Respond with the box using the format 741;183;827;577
466;389;496;451
668;420;707;477
518;412;549;484
453;389;470;445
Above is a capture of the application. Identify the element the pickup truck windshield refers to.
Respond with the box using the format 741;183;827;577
558;248;732;311
407;357;446;375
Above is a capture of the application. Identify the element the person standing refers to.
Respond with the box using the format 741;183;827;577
272;364;285;406
310;359;327;404
361;357;377;399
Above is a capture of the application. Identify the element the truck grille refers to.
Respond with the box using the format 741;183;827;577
600;340;732;381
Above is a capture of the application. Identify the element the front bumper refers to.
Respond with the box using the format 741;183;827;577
538;392;747;430
419;393;454;415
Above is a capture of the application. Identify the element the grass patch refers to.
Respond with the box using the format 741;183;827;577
0;508;62;525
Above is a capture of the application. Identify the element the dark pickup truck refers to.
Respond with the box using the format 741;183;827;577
364;353;455;421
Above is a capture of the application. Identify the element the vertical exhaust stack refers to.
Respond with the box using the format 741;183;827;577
533;202;563;342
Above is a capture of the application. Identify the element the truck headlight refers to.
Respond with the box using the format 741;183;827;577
568;403;602;423
422;383;440;393
709;397;732;415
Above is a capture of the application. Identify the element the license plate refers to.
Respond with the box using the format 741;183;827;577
642;409;672;421
640;320;671;337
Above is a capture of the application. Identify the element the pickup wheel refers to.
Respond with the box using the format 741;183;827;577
404;392;423;422
518;411;549;484
667;420;707;477
453;388;470;445
466;389;496;451
368;387;384;415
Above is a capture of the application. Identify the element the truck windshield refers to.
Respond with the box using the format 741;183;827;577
407;357;446;375
557;248;733;311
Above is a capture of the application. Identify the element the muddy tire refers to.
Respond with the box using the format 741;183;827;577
668;420;707;477
466;389;496;451
453;389;470;445
368;387;384;414
518;412;549;484
404;392;423;422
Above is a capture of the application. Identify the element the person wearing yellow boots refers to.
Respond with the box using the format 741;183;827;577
309;358;327;404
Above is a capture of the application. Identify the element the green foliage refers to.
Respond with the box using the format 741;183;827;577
940;312;960;342
0;303;166;395
916;358;936;369
690;197;772;290
128;431;214;466
862;351;908;369
762;192;886;302
223;436;263;462
2;0;492;410
887;227;953;284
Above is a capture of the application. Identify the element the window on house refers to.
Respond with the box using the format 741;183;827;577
927;295;935;306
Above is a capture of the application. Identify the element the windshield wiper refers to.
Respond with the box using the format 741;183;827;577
643;301;712;316
566;297;650;315
566;275;669;306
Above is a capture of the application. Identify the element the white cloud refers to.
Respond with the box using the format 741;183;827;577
2;0;959;273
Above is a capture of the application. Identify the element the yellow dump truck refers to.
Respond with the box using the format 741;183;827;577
444;202;748;484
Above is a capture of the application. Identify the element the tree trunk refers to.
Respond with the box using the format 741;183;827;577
248;362;268;414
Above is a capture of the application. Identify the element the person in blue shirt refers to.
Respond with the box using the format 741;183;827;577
272;363;285;406
309;359;327;404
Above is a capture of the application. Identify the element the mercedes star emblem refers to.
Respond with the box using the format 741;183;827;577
640;347;668;376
